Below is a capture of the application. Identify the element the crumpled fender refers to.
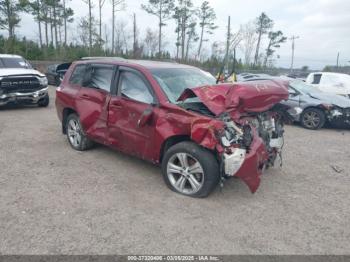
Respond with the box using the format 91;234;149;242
190;117;224;150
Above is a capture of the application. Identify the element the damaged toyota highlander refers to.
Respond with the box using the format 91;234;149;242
55;59;289;197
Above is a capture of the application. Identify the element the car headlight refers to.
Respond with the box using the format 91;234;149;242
39;76;48;87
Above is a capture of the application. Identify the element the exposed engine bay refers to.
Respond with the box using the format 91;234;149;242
181;100;285;180
217;111;285;178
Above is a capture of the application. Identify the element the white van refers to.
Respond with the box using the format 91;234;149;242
305;72;350;98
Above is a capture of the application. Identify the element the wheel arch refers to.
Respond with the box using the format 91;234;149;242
159;135;191;163
62;107;77;134
302;105;327;116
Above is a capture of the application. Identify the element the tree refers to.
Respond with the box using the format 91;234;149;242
132;13;142;58
52;0;61;48
82;0;93;54
62;0;74;46
110;0;126;54
301;65;309;72
0;0;23;40
41;1;49;46
196;1;217;60
77;16;98;48
141;0;174;57
144;28;158;57
173;6;181;59
185;19;198;60
239;21;257;66
21;0;44;47
263;30;286;67
253;12;273;66
98;0;106;43
173;0;195;60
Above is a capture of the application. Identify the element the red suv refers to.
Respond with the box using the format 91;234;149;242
56;59;288;197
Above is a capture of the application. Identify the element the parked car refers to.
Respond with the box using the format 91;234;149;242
0;54;49;107
46;62;71;86
305;72;350;98
55;59;288;197
240;75;350;130
281;79;350;129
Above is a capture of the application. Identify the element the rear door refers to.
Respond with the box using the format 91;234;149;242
107;66;157;160
75;63;116;143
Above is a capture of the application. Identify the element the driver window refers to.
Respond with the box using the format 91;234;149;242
119;71;154;104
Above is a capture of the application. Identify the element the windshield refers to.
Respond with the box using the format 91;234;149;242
0;57;32;69
151;68;216;103
290;80;321;94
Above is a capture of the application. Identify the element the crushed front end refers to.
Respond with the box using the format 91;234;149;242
216;111;285;193
179;80;289;193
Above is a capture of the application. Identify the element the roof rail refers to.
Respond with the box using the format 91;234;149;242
80;56;126;61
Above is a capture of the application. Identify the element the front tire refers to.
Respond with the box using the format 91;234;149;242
161;141;220;198
300;108;326;130
38;94;49;107
66;113;94;151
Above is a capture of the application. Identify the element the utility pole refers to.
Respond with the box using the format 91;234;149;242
133;13;137;58
289;35;299;73
336;52;340;68
225;16;231;73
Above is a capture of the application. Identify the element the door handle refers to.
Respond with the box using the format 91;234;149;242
110;101;122;108
80;94;90;99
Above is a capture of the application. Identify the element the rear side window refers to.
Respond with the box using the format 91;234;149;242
85;65;114;92
69;64;86;85
312;74;321;84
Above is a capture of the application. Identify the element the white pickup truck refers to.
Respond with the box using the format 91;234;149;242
305;72;350;98
0;54;49;107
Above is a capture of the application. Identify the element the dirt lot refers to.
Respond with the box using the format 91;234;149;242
0;87;349;255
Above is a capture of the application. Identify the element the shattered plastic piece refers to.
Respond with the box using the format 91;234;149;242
331;165;343;173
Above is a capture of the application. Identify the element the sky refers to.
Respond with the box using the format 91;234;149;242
3;0;350;70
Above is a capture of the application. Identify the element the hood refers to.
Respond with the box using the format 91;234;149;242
177;80;289;116
0;68;45;77
307;92;350;108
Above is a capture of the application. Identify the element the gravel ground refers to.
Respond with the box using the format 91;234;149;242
0;87;349;255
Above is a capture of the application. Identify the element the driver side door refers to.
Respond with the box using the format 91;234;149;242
107;66;158;161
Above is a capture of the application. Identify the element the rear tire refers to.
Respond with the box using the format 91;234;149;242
300;108;326;130
66;113;94;151
161;141;220;198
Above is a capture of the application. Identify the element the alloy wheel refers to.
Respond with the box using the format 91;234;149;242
67;119;82;148
302;111;321;129
166;153;204;195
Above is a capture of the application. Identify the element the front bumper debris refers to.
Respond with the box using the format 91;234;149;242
230;137;269;193
223;148;246;175
0;87;48;106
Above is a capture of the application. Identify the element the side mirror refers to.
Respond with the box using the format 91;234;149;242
137;107;154;128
